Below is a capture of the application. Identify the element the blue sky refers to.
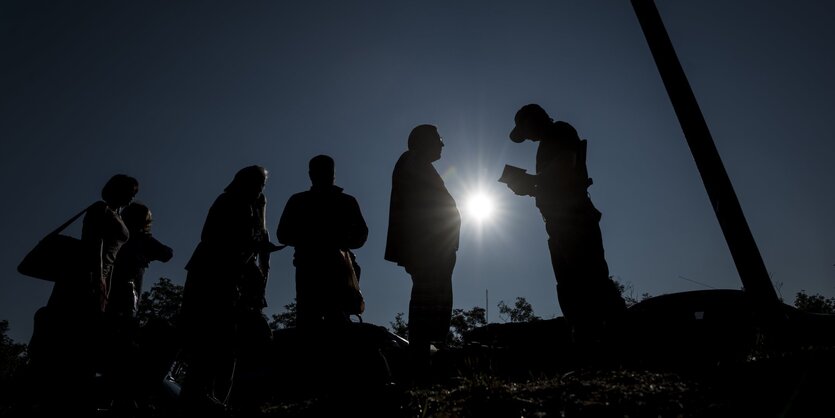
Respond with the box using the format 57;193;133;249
2;0;833;343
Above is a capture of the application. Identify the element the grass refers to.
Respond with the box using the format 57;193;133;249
252;344;835;418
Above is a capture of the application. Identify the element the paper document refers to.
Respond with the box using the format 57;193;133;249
498;164;529;185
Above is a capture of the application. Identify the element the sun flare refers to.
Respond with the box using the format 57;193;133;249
466;192;495;222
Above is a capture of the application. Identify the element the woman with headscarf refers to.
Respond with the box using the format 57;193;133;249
178;165;274;414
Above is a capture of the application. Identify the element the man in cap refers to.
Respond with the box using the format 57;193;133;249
385;124;461;381
506;104;625;345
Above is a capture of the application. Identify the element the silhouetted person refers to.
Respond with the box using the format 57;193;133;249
104;201;173;412
230;179;282;416
385;124;461;381
277;155;368;330
29;174;138;415
505;104;625;345
179;165;274;415
109;202;173;318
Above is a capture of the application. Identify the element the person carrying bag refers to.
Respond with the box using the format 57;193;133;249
25;174;139;416
18;205;91;283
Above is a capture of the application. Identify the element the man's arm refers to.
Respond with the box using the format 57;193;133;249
343;196;369;250
276;195;300;247
146;236;174;263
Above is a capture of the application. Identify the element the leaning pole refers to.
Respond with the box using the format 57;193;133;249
630;0;781;318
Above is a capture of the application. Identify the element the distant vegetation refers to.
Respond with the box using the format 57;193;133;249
497;297;541;323
389;312;407;339
268;301;298;330
0;320;27;414
390;296;539;347
614;279;653;307
136;277;183;327
449;306;486;346
793;291;835;314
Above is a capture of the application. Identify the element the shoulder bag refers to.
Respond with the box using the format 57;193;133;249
18;205;91;282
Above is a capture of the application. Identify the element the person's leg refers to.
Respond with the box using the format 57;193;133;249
294;264;323;330
429;255;455;347
575;210;626;320
211;337;237;405
408;276;433;383
180;314;234;415
547;215;600;344
550;236;579;322
408;256;455;383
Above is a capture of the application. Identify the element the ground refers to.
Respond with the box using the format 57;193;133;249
255;346;835;418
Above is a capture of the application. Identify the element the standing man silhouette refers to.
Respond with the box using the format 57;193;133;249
385;124;461;380
505;104;625;345
277;155;368;329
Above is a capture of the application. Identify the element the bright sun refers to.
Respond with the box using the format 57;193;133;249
466;192;495;222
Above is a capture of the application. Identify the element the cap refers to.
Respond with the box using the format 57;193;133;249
509;103;549;143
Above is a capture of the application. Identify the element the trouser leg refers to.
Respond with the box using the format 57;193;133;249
407;256;455;382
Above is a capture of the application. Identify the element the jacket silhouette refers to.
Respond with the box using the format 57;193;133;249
384;150;460;271
277;155;368;329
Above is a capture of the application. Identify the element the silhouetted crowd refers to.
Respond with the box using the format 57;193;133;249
21;105;626;417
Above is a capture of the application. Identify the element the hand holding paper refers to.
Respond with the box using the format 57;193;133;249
498;164;536;196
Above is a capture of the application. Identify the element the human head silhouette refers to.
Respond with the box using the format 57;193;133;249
309;154;335;187
509;103;553;143
121;202;152;234
226;165;268;200
408;124;443;162
102;174;139;209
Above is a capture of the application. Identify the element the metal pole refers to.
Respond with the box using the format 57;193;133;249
630;0;780;314
486;289;489;323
